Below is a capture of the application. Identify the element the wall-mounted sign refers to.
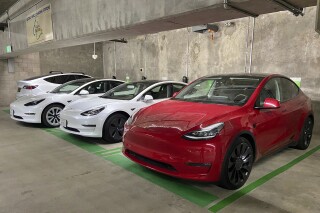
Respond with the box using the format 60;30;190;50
26;4;53;46
6;45;12;53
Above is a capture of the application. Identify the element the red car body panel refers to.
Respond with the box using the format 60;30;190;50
123;74;313;182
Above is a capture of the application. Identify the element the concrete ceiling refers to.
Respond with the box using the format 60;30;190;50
0;0;18;17
0;0;317;58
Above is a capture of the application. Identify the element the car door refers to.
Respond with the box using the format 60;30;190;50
252;77;288;155
279;77;303;139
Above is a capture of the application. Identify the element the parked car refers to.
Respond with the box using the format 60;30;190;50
16;71;92;99
123;74;314;190
60;80;187;143
10;78;124;127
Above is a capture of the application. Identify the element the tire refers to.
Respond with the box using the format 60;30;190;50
219;137;254;190
294;117;313;150
42;104;64;128
102;113;128;143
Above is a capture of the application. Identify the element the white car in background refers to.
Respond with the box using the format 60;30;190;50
10;78;124;127
60;80;187;143
16;72;92;99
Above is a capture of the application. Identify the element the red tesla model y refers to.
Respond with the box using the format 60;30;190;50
123;74;314;189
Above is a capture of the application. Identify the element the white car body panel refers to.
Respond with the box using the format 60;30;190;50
60;81;187;138
10;79;124;124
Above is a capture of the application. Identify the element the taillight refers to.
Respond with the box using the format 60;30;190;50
23;85;38;90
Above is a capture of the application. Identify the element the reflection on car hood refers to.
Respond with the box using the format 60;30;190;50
65;97;128;111
134;100;240;132
13;93;59;103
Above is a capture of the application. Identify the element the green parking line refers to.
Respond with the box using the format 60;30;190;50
98;150;122;156
44;128;105;153
209;145;320;212
3;109;10;114
44;128;218;207
105;154;218;207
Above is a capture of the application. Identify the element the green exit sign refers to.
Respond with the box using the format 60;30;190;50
6;45;12;53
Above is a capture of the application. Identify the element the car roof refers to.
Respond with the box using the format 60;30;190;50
204;73;271;79
23;72;90;81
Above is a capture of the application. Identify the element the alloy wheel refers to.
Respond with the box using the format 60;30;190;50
227;141;253;186
304;119;313;147
46;107;62;127
108;117;126;141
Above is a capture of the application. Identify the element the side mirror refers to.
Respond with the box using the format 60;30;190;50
263;98;280;109
79;90;89;95
143;95;153;103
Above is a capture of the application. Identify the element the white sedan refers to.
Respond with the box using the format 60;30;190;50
60;80;187;143
10;78;124;127
16;72;92;99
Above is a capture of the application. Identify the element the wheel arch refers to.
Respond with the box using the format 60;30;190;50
231;131;257;161
41;102;65;116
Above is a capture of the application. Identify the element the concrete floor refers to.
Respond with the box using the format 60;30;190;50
0;108;319;213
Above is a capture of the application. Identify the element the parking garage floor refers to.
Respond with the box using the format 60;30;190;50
0;108;319;213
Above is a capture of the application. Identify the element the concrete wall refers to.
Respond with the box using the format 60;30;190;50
0;53;40;106
103;18;249;81
104;7;320;99
39;43;103;78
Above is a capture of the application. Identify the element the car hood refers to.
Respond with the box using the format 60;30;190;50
65;97;128;111
134;100;241;132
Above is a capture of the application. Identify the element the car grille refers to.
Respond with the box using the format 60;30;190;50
64;126;80;132
126;150;176;171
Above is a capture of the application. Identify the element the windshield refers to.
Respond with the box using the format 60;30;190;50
51;80;91;94
101;82;156;100
174;76;263;106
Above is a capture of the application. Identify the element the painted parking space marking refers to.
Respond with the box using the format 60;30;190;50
208;144;320;212
3;109;319;211
44;127;219;207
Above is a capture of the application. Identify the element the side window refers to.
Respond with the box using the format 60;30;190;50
280;78;299;102
81;82;105;94
108;81;123;92
255;78;281;107
145;84;169;100
172;84;185;94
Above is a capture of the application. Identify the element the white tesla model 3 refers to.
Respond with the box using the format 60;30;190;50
60;80;187;143
10;78;124;127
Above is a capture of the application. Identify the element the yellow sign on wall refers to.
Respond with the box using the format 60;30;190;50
26;4;53;46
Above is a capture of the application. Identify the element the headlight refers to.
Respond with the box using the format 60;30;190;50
24;99;45;106
183;122;224;140
81;106;105;116
126;110;140;125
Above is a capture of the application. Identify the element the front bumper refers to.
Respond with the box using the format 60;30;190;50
123;126;226;182
9;103;42;124
60;109;104;138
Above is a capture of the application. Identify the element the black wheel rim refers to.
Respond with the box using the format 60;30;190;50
304;119;313;147
227;141;253;186
108;117;126;141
